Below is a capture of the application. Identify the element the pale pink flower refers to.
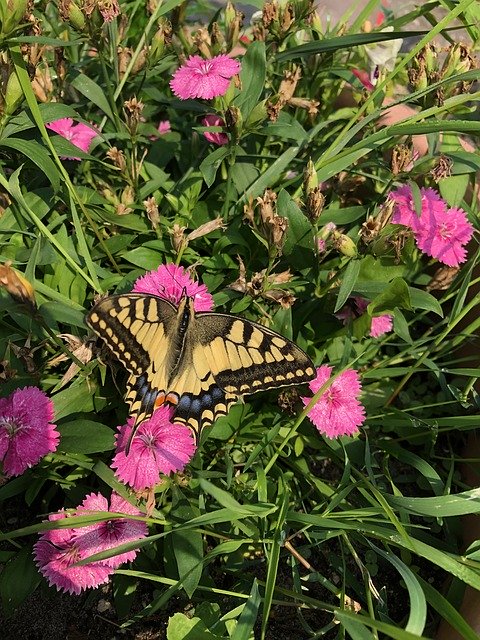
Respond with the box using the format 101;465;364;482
157;120;171;135
353;297;393;338
389;185;474;266
111;406;196;490
75;492;147;568
415;207;474;267
98;0;120;22
133;263;214;311
0;386;59;477
34;512;113;595
47;118;97;159
202;115;228;146
301;366;366;438
170;54;241;100
352;68;374;91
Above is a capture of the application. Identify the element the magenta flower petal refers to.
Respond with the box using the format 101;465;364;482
111;406;196;490
75;492;148;568
47;118;97;159
157;120;171;134
202;114;229;146
415;206;474;267
390;185;446;232
370;314;393;338
301;366;366;438
170;54;241;100
34;512;113;595
0;386;59;477
133;263;214;311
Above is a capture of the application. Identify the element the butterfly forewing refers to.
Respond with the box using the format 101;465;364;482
196;312;315;395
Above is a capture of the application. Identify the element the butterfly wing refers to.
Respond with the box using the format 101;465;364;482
195;311;316;395
85;293;177;425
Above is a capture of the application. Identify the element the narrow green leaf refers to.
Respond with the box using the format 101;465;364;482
199;146;229;187
70;73;115;122
335;259;361;312
231;580;261;640
235;41;266;119
171;488;203;598
0;138;60;191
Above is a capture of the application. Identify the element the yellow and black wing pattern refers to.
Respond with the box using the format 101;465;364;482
86;293;316;441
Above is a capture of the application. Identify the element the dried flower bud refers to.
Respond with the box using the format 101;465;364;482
265;215;288;253
280;2;294;34
187;217;225;241
171;223;187;254
426;266;460;291
150;19;172;63
430;155;453;182
106;146;126;172
256;189;277;224
332;230;357;257
0;262;36;309
391;142;414;176
143;196;160;229
194;27;211;58
263;1;278;28
124;96;144;134
225;1;244;49
305;187;325;223
225;105;242;141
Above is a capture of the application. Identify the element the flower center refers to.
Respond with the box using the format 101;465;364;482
197;61;213;75
139;432;157;450
0;416;24;437
439;223;451;239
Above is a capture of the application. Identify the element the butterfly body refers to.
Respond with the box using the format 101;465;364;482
86;293;315;445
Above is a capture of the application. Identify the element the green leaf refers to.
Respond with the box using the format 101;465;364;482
335;259;361;312
393;308;412;343
0;138;60;190
58;419;115;453
0;547;41;617
438;174;469;207
52;380;97;420
235;41;266;119
260;112;308;142
277;188;313;255
70;73;115;122
171;488;204;598
123;247;164;270
388;487;480;517
367;278;411;315
231;580;261;640
199;147;229;187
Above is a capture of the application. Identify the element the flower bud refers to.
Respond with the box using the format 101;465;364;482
150;19;172;64
225;2;243;50
58;0;86;32
4;69;23;115
305;188;325;223
0;0;28;36
0;262;36;310
303;159;318;194
332;230;357;257
225;105;242;141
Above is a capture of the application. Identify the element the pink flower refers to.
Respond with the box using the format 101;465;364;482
97;0;120;22
389;185;474;266
111;406;196;490
34;512;113;595
75;492;148;568
47;118;97;160
353;297;393;338
0;386;59;478
157;120;171;135
415;207;474;267
301;366;366;438
390;185;445;233
352;68;374;91
170;54;241;100
133;263;214;311
202;114;228;146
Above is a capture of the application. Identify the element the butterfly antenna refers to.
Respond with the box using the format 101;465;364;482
125;416;142;456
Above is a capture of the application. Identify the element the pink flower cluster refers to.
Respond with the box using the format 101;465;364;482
34;492;147;594
389;185;474;267
170;54;241;100
0;386;59;478
47;118;97;160
302;366;366;438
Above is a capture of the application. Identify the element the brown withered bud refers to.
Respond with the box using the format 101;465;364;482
243;197;255;225
277;388;300;415
288;97;319;118
170;223;187;254
264;288;295;308
124;96;144;134
210;22;224;49
305;187;325;223
430;155;453;182
426;266;460;291
265;215;288;253
391;142;414;176
49;334;94;387
225;2;244;50
229;255;247;293
194;27;211;58
11;340;37;374
280;2;294;34
263;1;278;27
187;217;225;241
256;189;277;224
0;359;16;382
150;19;172;64
31;63;53;102
360;200;394;244
225;105;242;141
0;262;36;310
267;66;302;121
143;196;160;229
106;146;126;172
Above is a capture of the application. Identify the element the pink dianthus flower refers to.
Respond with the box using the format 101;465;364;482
301;366;366;438
389;185;474;266
75;492;148;568
157;120;171;135
111;406;196;490
353;297;393;338
0;386;59;478
202;114;228;146
133;263;214;311
170;54;241;100
34;512;113;595
47;118;97;160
